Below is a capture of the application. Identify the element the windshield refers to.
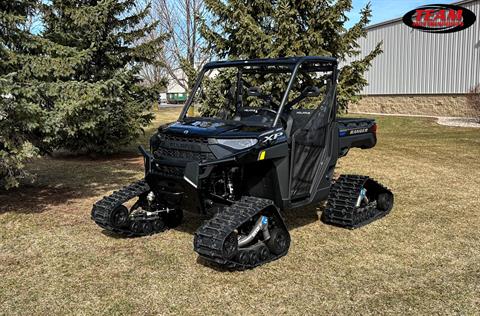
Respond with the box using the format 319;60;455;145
181;61;335;127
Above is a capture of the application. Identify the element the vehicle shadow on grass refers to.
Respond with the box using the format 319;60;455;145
0;186;86;214
172;202;323;236
283;203;324;231
95;201;324;271
98;205;323;242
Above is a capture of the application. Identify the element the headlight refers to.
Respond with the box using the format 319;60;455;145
213;138;258;150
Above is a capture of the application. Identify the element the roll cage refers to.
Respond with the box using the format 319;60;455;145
179;56;339;128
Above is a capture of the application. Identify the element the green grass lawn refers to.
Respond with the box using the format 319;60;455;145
1;108;479;315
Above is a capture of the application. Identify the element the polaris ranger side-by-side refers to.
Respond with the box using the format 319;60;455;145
92;56;394;269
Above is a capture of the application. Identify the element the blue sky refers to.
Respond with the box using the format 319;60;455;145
346;0;456;28
33;1;459;34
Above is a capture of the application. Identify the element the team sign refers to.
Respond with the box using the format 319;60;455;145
403;4;476;33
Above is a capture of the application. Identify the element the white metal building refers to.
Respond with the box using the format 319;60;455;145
350;0;479;116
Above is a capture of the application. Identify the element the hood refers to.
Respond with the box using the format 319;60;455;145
161;119;273;138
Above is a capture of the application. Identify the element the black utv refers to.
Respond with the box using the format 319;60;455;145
92;56;394;269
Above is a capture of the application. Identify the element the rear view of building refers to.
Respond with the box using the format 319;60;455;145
350;0;479;117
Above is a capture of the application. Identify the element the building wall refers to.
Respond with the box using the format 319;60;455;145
348;0;480;116
351;94;475;117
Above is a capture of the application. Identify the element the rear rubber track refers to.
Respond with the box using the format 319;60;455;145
194;196;290;270
322;174;393;229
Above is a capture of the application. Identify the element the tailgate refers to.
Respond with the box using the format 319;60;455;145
336;117;377;156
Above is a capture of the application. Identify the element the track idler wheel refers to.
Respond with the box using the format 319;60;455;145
248;250;259;265
130;221;142;233
223;232;239;260
142;221;153;235
266;228;290;255
256;243;270;261
249;242;270;261
377;192;394;212
110;205;129;228
237;251;250;265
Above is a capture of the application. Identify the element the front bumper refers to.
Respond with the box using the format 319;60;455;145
139;146;237;214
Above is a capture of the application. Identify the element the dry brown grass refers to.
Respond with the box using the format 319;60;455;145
1;108;479;315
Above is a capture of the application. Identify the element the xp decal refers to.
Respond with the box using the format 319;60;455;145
402;4;476;33
262;131;284;143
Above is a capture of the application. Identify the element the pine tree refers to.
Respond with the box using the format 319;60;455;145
0;0;43;189
29;0;167;154
201;0;382;111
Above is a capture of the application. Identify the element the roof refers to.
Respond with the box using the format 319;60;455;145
364;0;477;30
204;56;337;69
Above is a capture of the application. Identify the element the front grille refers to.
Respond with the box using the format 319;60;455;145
154;164;184;178
155;147;215;161
154;133;215;162
159;134;209;144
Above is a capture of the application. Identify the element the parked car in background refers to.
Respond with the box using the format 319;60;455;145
167;92;188;104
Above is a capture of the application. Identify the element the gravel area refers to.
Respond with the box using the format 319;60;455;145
351;112;480;128
436;117;480;128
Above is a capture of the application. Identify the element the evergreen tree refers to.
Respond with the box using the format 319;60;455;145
201;0;382;111
31;0;166;154
0;0;42;189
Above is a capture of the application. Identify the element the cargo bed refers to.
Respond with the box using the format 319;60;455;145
336;117;377;156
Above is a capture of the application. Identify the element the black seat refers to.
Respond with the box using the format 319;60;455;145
285;109;314;138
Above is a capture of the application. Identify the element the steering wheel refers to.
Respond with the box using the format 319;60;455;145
265;97;280;111
246;87;281;110
256;107;277;117
256;108;288;129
